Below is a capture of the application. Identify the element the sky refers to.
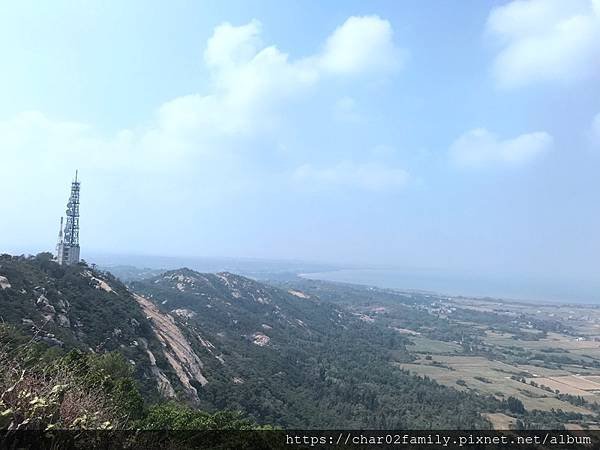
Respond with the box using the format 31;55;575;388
1;0;599;292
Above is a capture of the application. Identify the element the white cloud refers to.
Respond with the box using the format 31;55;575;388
449;128;553;168
486;0;600;88
318;15;405;75
293;161;409;192
0;16;404;175
168;15;402;136
162;20;320;138
204;20;263;70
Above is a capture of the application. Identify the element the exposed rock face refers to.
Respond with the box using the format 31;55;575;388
0;276;11;290
134;294;208;401
40;336;64;346
288;289;310;299
171;308;196;319
252;332;271;347
82;270;115;293
33;292;73;329
138;338;176;399
57;314;71;328
0;255;204;404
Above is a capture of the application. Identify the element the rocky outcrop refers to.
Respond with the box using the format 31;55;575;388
138;338;176;399
0;275;11;290
81;270;115;293
288;289;310;299
134;294;208;401
252;332;271;347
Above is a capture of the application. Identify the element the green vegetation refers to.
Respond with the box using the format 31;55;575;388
132;269;503;428
0;324;261;431
4;255;600;430
2;256;499;429
138;403;264;430
0;253;176;400
506;396;525;414
276;277;600;429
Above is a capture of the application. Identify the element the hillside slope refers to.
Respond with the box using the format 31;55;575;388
0;253;199;400
1;255;500;428
132;269;499;428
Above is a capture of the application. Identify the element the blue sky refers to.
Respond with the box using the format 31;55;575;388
1;0;599;289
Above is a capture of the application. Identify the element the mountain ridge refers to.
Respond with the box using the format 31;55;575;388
1;254;499;428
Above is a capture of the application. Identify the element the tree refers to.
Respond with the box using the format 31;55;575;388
507;396;525;414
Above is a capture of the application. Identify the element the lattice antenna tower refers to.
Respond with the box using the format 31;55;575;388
64;170;80;248
56;171;81;265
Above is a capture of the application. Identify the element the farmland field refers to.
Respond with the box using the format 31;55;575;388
399;356;596;414
389;297;600;423
283;278;600;428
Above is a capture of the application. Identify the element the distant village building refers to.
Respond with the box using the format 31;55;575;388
56;171;81;265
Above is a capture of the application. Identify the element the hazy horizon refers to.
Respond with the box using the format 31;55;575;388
1;0;599;298
4;246;598;305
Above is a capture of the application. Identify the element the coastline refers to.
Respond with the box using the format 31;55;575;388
299;268;600;306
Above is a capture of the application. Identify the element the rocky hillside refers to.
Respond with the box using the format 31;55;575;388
0;253;195;400
1;254;499;428
132;269;499;428
133;268;352;356
130;270;363;417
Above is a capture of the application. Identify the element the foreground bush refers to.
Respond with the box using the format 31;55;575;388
0;325;264;431
0;325;143;430
136;403;267;430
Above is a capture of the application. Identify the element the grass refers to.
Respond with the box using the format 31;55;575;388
408;336;462;354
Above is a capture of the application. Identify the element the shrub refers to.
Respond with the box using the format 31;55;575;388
0;325;142;430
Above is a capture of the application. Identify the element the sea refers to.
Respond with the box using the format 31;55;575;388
300;268;600;305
